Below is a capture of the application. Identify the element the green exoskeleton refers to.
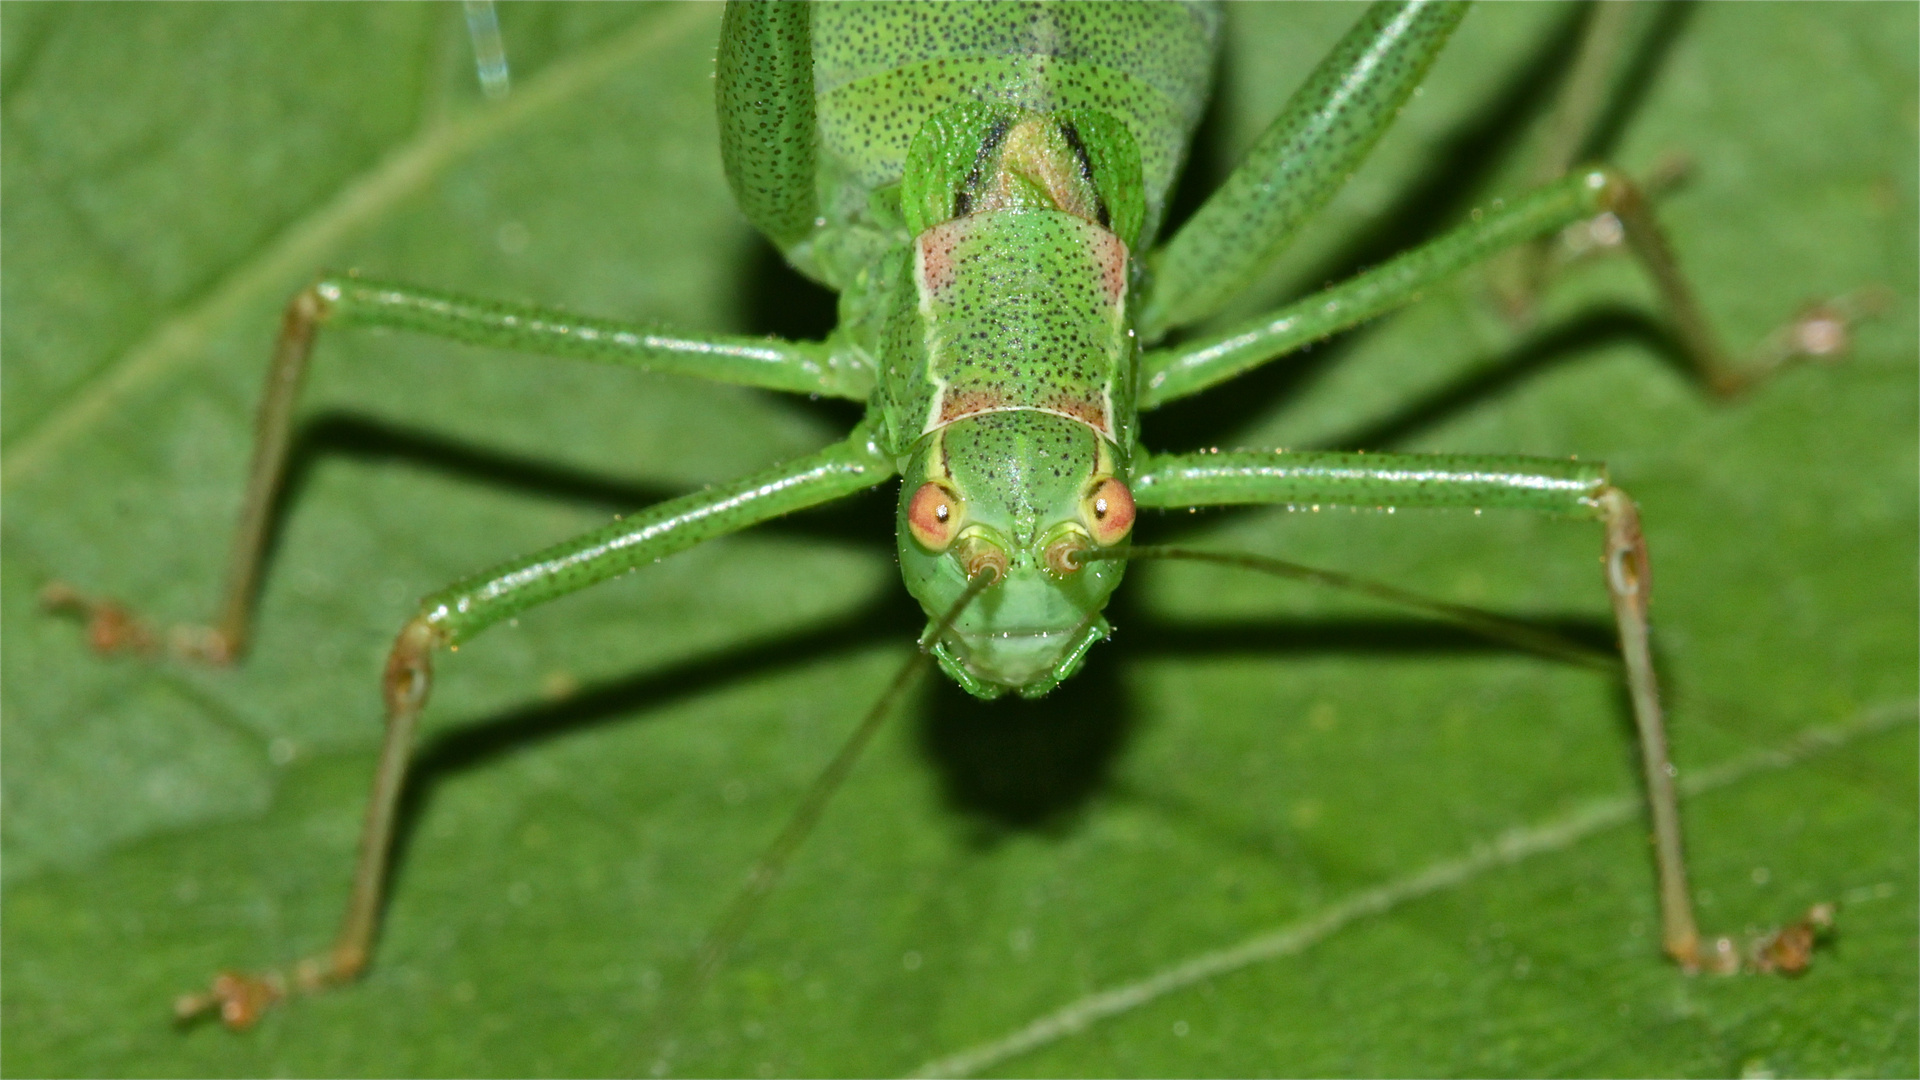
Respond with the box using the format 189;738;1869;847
46;1;1856;1030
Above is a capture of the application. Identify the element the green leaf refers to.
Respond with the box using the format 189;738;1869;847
4;3;1913;1076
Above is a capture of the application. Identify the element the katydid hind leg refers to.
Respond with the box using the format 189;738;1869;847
1140;1;1471;339
1597;176;1883;397
1485;0;1879;371
1493;0;1877;394
1129;446;1832;974
716;1;817;256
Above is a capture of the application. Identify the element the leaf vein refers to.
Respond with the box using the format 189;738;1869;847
909;700;1920;1079
0;3;713;489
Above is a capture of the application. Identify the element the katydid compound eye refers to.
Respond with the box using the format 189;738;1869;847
1082;477;1135;546
906;482;964;550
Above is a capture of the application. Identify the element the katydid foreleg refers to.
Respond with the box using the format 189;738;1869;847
1118;0;1854;975
176;425;895;1028
91;254;896;1029
1127;448;1718;970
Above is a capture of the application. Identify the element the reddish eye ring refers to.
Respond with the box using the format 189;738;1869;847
1083;477;1135;546
906;481;963;550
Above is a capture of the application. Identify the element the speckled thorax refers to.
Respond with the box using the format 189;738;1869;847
912;208;1130;437
879;109;1141;461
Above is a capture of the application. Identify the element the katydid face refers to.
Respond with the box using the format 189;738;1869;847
897;412;1131;699
880;106;1146;698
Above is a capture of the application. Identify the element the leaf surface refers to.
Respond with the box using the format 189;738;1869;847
3;4;1914;1076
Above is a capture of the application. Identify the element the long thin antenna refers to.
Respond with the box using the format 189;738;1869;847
678;570;999;1005
1077;544;1618;671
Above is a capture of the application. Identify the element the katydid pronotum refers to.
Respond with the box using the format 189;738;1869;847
39;0;1865;1036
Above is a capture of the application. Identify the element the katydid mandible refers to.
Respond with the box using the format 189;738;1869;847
45;0;1855;1030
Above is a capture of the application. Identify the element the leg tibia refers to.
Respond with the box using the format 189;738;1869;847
210;284;333;659
44;284;330;664
178;616;440;1030
174;432;892;1026
1592;175;1864;397
170;426;883;1014
1591;487;1705;970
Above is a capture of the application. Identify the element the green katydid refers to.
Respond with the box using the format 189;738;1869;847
37;0;1866;1037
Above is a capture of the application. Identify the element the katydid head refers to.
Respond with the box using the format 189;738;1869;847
897;411;1132;700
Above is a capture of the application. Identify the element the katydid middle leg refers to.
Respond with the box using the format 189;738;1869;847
1134;0;1857;403
1138;167;1856;409
45;274;873;662
176;423;896;1028
1129;446;1723;971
